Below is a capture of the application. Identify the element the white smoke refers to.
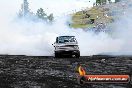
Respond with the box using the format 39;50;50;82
0;0;131;56
112;1;132;55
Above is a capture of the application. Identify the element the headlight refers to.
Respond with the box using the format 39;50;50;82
55;46;60;49
74;46;79;49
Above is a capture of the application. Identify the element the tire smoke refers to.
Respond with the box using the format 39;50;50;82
0;0;131;56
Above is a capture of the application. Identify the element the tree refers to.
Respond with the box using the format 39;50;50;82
96;0;101;5
36;8;47;20
96;0;106;5
19;0;30;17
108;0;111;3
23;0;29;15
115;0;120;3
48;13;54;22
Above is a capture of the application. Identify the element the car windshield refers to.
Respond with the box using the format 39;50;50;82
58;36;77;43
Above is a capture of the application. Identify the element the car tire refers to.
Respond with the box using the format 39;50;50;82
55;52;60;58
72;54;80;58
76;53;80;58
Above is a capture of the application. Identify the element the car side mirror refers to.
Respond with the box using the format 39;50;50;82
52;42;56;47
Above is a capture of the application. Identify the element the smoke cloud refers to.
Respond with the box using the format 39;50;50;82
0;0;131;56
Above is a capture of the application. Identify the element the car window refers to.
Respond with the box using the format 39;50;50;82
58;36;77;43
56;37;58;43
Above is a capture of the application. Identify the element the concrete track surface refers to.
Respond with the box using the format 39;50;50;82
0;55;132;88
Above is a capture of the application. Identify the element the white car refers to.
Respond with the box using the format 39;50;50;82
52;36;80;58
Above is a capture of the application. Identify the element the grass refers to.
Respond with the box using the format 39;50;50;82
71;6;114;29
70;24;95;29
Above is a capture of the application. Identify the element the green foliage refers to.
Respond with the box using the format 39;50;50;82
71;24;95;29
23;0;29;15
96;0;101;5
18;10;23;18
96;0;107;5
115;0;120;3
18;0;30;17
108;0;111;3
36;8;54;23
48;13;54;22
36;8;47;20
19;1;54;23
71;6;113;29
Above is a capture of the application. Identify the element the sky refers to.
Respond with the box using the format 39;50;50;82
28;0;115;16
0;0;115;17
28;0;96;16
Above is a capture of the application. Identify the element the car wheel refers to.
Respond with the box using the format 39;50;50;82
76;53;80;58
72;54;80;58
55;52;60;58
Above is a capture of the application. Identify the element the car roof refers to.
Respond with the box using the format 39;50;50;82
58;36;75;37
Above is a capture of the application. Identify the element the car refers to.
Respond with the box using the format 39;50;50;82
52;36;80;58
